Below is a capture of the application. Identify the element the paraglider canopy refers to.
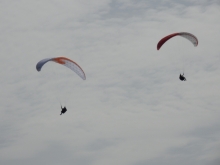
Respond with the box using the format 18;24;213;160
157;32;198;50
36;57;86;80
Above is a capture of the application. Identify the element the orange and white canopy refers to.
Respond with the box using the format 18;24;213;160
36;57;86;80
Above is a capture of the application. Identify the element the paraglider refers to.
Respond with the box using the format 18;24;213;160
179;73;186;81
36;57;86;80
60;106;67;115
36;57;85;115
157;32;198;81
157;32;198;50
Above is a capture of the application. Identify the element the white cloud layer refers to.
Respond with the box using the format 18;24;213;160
0;0;220;165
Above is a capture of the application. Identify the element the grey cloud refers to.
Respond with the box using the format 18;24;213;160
1;0;220;165
86;138;121;151
0;143;94;165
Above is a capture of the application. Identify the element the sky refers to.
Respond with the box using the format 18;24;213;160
0;0;220;165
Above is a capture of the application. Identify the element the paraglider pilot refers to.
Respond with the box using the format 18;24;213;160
60;106;67;115
179;73;186;81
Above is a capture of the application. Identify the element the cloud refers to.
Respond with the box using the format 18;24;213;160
133;123;220;165
0;0;220;165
